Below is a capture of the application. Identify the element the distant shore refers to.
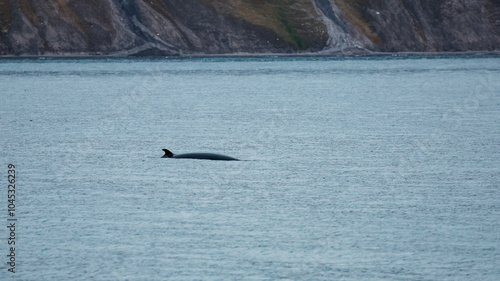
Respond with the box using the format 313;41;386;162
1;50;500;60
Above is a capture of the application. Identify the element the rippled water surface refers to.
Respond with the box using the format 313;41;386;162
1;56;499;280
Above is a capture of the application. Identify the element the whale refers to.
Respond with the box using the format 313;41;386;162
162;149;239;161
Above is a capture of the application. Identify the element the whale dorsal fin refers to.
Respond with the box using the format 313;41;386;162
162;149;174;158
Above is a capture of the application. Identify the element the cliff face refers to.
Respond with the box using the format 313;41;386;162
0;0;499;56
328;0;500;53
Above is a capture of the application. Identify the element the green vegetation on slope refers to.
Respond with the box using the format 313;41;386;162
202;0;327;50
334;0;383;44
18;0;38;26
0;0;12;33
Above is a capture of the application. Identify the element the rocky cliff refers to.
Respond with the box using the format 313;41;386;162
0;0;499;56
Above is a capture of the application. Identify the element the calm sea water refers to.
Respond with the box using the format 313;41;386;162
1;56;499;280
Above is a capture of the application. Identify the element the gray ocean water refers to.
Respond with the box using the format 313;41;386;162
0;56;499;280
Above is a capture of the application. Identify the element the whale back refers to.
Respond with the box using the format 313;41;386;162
161;148;238;161
174;153;239;161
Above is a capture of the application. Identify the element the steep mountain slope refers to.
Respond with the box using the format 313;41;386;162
0;0;499;56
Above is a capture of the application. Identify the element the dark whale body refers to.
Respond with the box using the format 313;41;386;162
162;149;239;161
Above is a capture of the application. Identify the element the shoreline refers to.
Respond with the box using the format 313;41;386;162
1;50;499;60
